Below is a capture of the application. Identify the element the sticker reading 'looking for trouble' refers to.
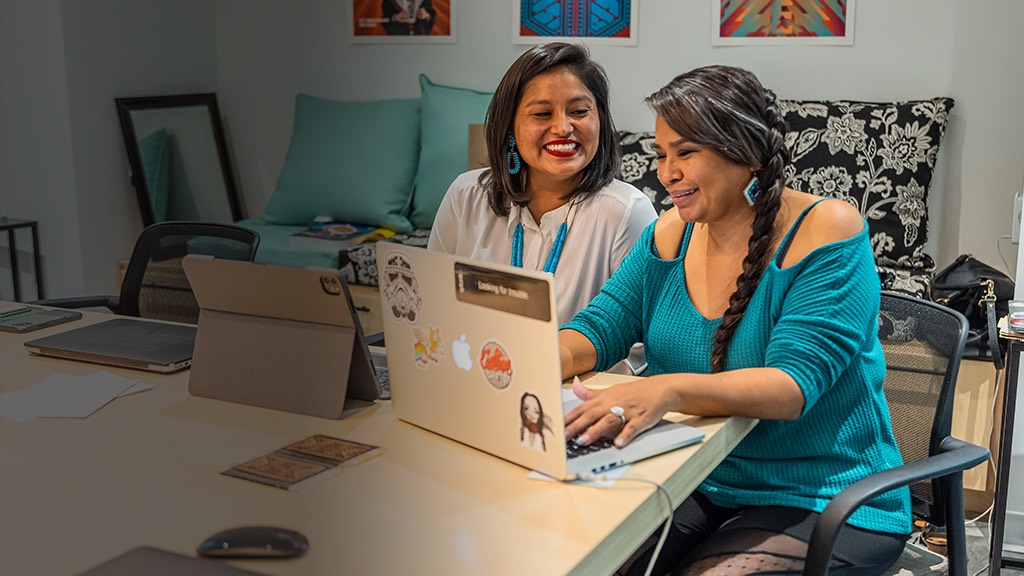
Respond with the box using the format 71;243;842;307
453;263;551;322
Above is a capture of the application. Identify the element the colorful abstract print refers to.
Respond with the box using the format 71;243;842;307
720;0;848;38
520;0;632;38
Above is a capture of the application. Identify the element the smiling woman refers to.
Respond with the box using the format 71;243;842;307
115;93;245;227
426;42;657;330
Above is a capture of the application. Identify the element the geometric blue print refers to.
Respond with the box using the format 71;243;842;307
520;0;631;38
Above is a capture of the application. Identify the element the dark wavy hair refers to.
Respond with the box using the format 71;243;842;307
480;42;620;217
645;65;790;373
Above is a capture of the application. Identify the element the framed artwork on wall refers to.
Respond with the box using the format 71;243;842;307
514;0;637;46
350;0;456;43
712;0;855;46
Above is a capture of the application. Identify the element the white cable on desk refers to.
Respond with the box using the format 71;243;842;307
576;474;676;576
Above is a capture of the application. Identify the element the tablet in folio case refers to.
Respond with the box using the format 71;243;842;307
182;255;382;419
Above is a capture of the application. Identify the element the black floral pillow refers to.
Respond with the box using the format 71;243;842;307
618;131;671;212
781;98;954;275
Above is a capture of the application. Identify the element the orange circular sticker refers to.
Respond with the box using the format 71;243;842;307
479;340;512;391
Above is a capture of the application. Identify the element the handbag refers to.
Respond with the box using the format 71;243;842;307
931;254;1014;369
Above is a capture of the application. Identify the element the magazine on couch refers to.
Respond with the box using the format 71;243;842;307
288;221;378;249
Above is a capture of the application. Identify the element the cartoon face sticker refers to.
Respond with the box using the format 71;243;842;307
519;391;554;452
412;325;446;370
381;252;421;323
479;340;512;391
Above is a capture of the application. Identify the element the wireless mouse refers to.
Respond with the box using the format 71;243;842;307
196;526;308;559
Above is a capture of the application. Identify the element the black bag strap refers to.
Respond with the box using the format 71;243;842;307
986;298;1003;370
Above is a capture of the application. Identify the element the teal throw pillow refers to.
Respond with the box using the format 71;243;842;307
137;127;171;222
264;94;420;232
410;75;492;230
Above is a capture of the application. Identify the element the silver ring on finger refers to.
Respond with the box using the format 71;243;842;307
610;405;626;427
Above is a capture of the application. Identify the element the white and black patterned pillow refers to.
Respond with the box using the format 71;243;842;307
618;131;671;212
337;229;430;287
781;98;954;275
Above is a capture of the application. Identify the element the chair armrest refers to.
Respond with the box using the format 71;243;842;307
32;295;120;312
364;331;385;347
804;437;989;576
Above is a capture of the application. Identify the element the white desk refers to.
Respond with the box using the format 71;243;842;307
0;308;755;575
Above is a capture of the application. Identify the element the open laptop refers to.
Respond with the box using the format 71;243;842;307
24;317;195;373
376;244;704;480
182;255;382;419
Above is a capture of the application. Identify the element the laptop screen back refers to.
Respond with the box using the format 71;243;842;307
377;244;571;477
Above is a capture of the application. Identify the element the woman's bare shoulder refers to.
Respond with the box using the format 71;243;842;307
778;190;865;266
653;209;685;260
797;192;864;241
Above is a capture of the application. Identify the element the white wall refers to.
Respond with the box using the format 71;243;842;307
2;0;1024;297
949;3;1024;280
0;0;84;299
60;0;219;295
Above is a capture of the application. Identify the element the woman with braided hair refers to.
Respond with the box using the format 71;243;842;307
559;65;910;575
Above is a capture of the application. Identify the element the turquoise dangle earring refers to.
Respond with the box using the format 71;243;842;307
507;134;522;175
742;176;760;206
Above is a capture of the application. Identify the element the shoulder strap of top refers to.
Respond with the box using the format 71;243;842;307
676;222;696;259
774;198;829;266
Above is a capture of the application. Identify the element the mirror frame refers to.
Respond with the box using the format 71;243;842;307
115;93;244;226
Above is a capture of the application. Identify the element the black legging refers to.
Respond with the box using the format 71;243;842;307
623;491;908;576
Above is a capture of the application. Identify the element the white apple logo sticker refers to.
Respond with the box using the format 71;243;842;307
451;334;472;371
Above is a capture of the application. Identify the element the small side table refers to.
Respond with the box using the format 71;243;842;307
990;336;1024;570
0;218;44;301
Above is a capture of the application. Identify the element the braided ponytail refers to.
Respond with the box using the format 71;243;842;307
710;86;789;372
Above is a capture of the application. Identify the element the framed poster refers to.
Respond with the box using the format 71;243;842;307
350;0;456;43
514;0;637;46
712;0;855;46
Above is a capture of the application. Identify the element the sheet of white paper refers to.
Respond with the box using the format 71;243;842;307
117;381;154;397
0;371;139;421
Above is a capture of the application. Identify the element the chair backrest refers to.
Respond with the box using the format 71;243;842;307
118;222;260;324
877;290;968;527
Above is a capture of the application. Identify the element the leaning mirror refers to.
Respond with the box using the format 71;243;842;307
116;93;244;226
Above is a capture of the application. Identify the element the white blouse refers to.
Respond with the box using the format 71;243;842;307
428;168;658;326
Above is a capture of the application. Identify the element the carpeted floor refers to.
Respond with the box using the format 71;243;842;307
965;518;1024;575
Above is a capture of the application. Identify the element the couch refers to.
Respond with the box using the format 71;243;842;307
238;77;954;305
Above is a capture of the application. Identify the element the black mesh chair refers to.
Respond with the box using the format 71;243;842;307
36;222;259;324
804;291;990;576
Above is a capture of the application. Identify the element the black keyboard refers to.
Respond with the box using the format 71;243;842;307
566;437;614;459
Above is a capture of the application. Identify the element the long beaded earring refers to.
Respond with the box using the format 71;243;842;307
742;176;760;206
507;134;522;175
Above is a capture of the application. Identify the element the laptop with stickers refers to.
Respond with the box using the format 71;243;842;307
376;244;704;481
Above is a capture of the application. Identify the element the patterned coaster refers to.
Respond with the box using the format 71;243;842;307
223;434;380;490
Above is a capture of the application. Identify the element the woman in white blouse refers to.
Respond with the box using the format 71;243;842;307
428;42;656;331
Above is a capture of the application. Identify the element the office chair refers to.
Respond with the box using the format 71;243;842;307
35;221;259;324
804;291;990;576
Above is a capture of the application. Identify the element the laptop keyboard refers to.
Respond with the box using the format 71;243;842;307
375;365;390;399
566;437;614;459
370;350;391;399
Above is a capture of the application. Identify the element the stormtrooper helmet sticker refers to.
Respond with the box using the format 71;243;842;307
381;251;421;324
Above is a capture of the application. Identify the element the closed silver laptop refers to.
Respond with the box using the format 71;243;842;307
24;317;195;373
